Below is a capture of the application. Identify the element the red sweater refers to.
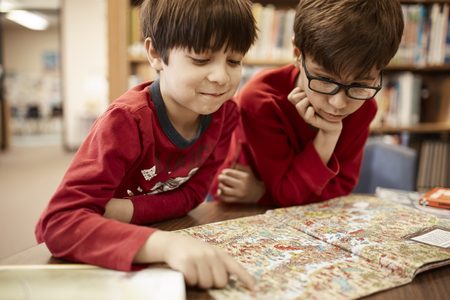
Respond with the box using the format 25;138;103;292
35;81;238;271
211;64;376;206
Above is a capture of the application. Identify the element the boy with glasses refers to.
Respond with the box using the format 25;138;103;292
212;0;403;206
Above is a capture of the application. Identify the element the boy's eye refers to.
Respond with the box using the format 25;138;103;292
191;58;210;65
228;59;242;66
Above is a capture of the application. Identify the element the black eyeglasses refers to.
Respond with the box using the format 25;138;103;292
301;55;382;101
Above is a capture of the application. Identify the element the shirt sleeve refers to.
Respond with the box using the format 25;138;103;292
129;102;239;224
37;107;155;271
241;98;376;207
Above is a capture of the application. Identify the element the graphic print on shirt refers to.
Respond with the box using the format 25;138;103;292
125;142;216;197
149;167;199;194
141;166;157;180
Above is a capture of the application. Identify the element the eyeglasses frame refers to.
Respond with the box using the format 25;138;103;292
300;55;382;101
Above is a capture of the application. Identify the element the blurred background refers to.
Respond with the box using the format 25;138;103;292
0;0;109;259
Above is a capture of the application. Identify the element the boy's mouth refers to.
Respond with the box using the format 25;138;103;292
320;110;346;122
200;92;226;97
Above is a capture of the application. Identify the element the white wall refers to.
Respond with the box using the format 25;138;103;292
61;0;108;149
3;25;60;119
3;26;59;74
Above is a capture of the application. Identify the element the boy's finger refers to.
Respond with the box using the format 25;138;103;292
222;168;247;179
195;259;213;289
234;164;251;172
304;106;315;120
218;183;239;198
296;97;309;115
287;87;303;103
210;256;228;288
222;254;256;291
181;261;198;286
218;174;241;188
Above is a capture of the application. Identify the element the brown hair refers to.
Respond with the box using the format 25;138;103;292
140;0;257;64
294;0;404;77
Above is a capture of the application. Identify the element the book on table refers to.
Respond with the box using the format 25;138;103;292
0;264;186;300
178;195;450;300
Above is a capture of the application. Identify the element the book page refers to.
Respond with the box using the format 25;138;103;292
409;227;450;248
177;214;408;300
269;195;450;278
0;265;185;300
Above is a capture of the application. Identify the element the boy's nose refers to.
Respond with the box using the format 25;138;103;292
207;64;229;85
328;90;348;109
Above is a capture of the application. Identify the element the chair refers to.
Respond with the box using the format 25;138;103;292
353;139;418;194
24;104;42;134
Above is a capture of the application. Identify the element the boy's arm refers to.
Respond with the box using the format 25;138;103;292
39;103;241;274
37;107;158;271
240;97;375;207
288;88;343;165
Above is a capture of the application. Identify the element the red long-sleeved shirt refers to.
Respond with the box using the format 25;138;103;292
211;64;376;206
36;81;238;271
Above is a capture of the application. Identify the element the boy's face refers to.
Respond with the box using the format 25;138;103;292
297;55;381;123
157;46;244;117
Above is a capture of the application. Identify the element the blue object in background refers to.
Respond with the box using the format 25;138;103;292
354;139;418;194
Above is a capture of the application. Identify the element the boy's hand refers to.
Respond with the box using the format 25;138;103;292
287;87;342;164
287;87;342;134
217;164;266;203
140;231;256;290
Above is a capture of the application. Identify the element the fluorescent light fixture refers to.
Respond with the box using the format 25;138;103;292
6;10;49;31
0;0;15;13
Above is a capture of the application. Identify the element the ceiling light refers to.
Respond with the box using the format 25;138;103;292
6;10;49;31
0;0;15;13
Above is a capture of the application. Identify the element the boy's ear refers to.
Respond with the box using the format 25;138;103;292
293;46;301;61
291;36;302;58
145;38;163;71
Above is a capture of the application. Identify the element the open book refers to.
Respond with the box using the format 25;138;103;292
178;195;450;300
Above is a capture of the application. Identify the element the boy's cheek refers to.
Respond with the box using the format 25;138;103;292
297;75;306;91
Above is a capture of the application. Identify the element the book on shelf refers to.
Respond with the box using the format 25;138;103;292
417;140;450;191
372;72;422;128
0;264;185;300
393;3;449;66
178;195;450;300
247;3;295;62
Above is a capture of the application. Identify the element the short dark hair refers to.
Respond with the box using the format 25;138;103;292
294;0;404;77
140;0;257;64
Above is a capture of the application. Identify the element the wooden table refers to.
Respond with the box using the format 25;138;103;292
2;201;450;299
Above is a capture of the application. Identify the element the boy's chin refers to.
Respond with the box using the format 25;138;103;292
196;104;224;115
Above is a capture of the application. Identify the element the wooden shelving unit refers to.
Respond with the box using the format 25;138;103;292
371;122;450;134
107;0;129;101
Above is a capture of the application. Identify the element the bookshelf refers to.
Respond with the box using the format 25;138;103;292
107;0;450;190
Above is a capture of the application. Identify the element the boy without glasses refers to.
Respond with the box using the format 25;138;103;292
213;0;404;206
36;0;257;290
